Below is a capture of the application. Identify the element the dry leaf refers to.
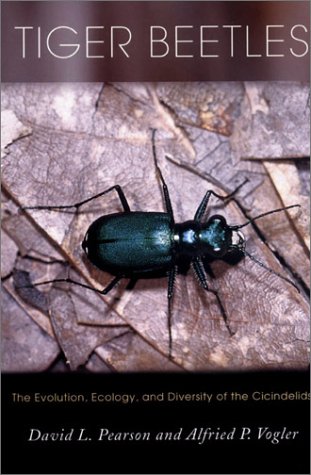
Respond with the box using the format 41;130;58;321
231;82;310;159
2;288;59;372
48;284;128;371
1;109;32;158
1;230;18;278
96;331;182;372
264;161;309;249
155;82;245;136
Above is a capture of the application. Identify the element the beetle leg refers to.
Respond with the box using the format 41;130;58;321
21;185;131;213
192;258;234;336
24;275;123;295
167;266;177;359
101;275;124;294
125;278;138;291
194;179;249;223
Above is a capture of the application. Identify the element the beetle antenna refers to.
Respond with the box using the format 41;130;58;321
230;204;300;230
151;129;168;189
150;128;175;220
243;249;300;293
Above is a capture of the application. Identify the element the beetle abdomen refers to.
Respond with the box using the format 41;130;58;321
84;212;174;274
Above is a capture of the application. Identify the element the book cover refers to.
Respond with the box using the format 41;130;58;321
1;1;310;473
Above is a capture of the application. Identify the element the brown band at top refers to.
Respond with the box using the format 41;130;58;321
2;1;310;82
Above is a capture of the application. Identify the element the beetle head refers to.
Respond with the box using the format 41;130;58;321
200;215;233;258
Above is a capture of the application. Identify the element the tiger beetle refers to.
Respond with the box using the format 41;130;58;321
21;129;300;359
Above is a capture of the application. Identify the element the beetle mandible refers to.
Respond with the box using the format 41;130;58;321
22;129;300;358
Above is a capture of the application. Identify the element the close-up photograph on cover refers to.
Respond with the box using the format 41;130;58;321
2;81;309;373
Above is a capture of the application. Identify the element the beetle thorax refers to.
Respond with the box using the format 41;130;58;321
173;216;232;258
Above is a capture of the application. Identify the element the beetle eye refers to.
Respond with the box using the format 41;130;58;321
209;215;226;226
231;230;245;250
82;236;88;254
